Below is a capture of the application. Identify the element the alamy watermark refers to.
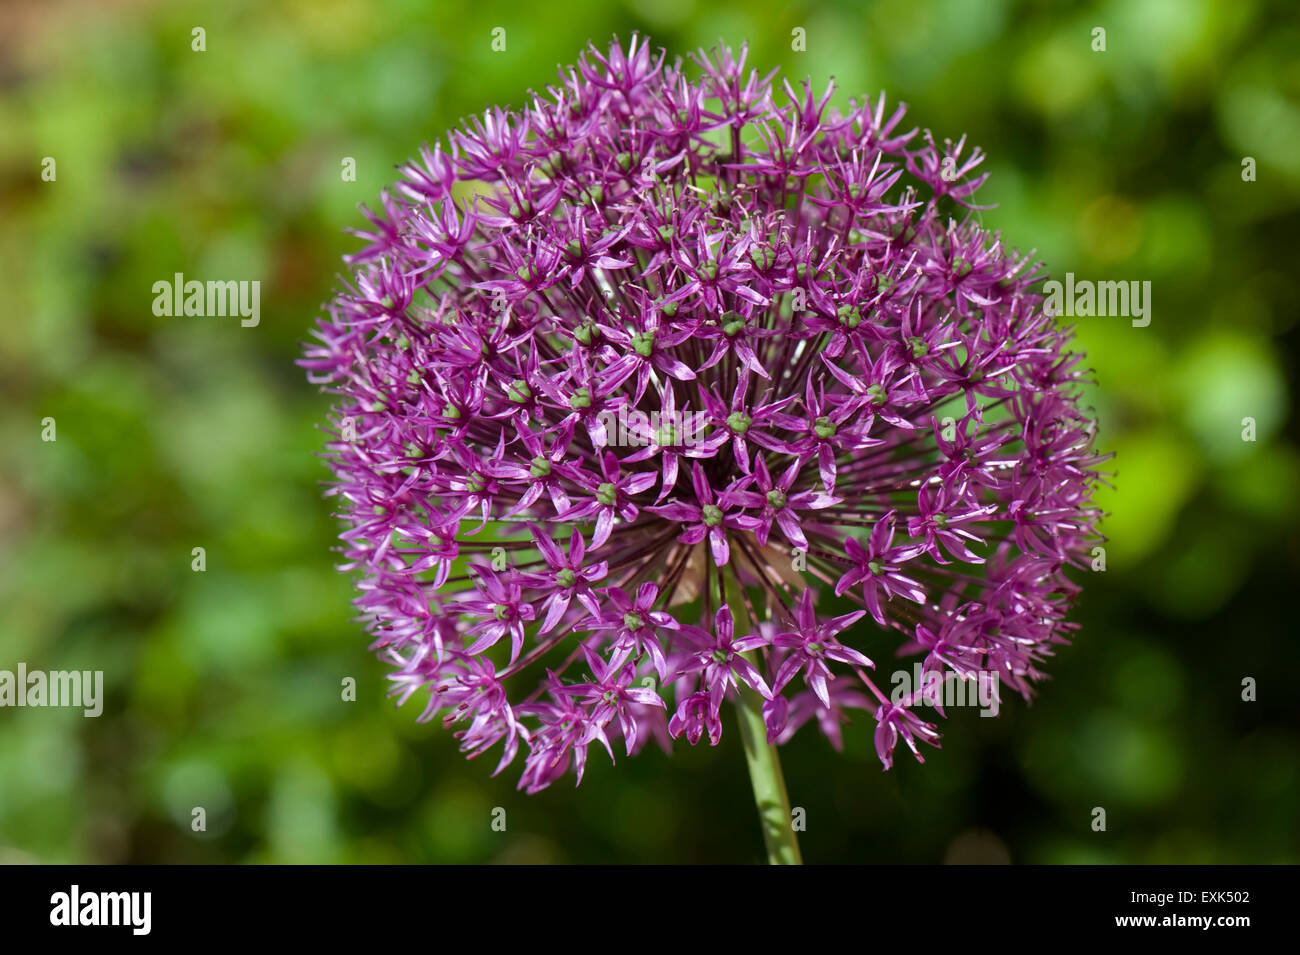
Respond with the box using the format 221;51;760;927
0;663;103;717
152;273;260;327
1043;272;1151;327
596;406;709;448
50;886;151;935
890;664;1001;717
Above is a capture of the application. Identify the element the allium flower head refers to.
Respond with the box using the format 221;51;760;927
302;35;1105;791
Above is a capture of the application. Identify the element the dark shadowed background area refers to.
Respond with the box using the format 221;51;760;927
2;0;1297;863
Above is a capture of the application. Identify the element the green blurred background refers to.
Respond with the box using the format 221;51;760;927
2;0;1297;863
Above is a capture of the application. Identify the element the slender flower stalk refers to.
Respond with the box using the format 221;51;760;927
302;34;1106;861
735;678;801;864
722;564;802;864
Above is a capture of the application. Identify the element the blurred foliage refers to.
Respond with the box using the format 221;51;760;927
1;0;1297;864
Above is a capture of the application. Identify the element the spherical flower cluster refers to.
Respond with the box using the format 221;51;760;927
302;35;1105;792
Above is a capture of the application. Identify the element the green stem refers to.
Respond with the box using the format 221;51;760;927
734;681;803;865
719;565;803;865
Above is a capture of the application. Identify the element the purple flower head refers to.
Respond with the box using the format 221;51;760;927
303;35;1106;790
